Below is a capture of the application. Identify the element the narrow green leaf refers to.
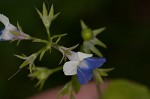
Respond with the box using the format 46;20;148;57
71;75;80;93
14;54;27;59
83;45;92;54
35;8;42;18
17;40;21;46
39;48;48;61
58;82;71;97
52;12;60;21
93;27;106;36
93;38;107;48
68;44;79;50
80;20;88;30
17;22;23;32
19;60;29;68
43;3;48;17
93;70;104;83
90;45;103;57
49;4;54;20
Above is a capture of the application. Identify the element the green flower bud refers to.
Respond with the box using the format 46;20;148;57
81;28;93;41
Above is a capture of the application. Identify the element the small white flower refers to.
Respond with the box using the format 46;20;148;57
63;51;106;84
0;14;30;40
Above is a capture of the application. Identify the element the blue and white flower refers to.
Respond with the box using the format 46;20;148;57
63;51;106;84
0;14;30;41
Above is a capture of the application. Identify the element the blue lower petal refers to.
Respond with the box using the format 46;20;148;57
77;67;93;84
84;57;106;70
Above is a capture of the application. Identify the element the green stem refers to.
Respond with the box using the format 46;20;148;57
46;28;51;41
52;66;63;73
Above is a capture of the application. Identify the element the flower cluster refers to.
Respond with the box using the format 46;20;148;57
0;3;112;99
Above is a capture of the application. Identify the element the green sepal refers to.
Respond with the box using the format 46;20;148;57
80;20;88;30
39;47;49;61
93;68;114;83
19;59;30;68
90;45;103;57
14;54;27;59
35;8;42;19
42;3;48;17
52;12;60;21
49;4;54;20
93;27;106;36
17;22;23;32
93;38;107;48
93;70;104;83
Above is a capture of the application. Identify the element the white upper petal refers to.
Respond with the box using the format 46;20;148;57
0;14;10;27
63;61;79;75
66;51;80;61
77;52;93;61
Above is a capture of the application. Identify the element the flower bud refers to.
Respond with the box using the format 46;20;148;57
81;28;93;41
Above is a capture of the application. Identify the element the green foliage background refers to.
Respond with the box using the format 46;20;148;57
0;0;150;98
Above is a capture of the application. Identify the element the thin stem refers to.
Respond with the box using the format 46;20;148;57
46;28;51;41
52;66;63;73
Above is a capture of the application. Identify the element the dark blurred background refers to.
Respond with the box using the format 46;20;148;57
0;0;150;98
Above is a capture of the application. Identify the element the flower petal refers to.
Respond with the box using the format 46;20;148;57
84;57;106;70
77;52;92;61
0;30;14;40
66;51;80;61
0;14;10;27
63;61;79;75
77;67;93;84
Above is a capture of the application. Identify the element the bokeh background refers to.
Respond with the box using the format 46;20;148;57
0;0;150;98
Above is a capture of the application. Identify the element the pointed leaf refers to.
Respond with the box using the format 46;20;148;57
93;27;106;36
80;20;88;30
93;38;107;48
43;3;48;17
52;12;60;21
83;46;91;54
17;40;21;46
39;47;48;61
35;8;42;18
93;70;104;83
14;54;27;59
49;4;54;20
17;22;23;32
68;44;79;50
90;46;103;57
19;60;29;68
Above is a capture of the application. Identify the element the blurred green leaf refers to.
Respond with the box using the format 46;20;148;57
49;4;54;20
90;45;103;57
58;82;72;98
80;20;88;30
71;75;80;93
93;27;106;36
42;3;48;17
102;79;150;99
93;38;107;48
